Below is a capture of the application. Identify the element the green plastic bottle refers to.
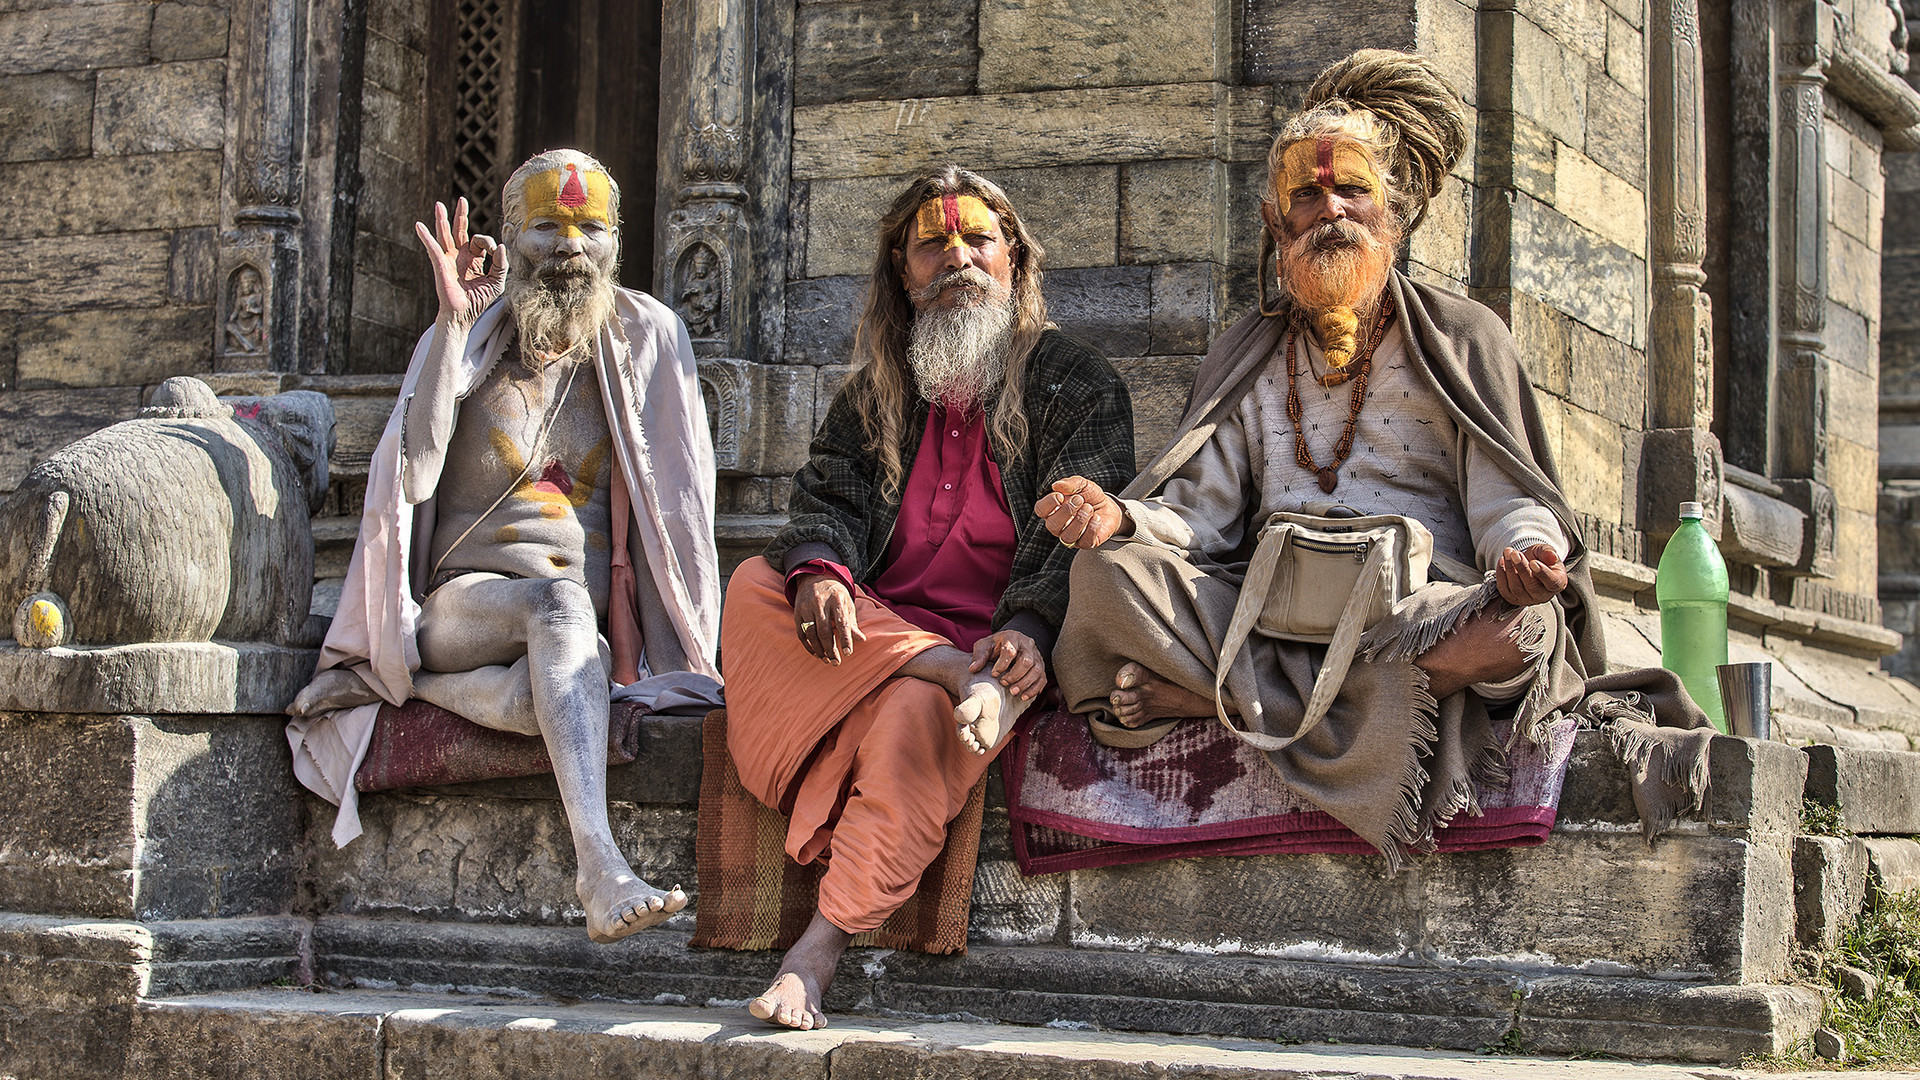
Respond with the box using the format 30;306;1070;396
1656;501;1729;732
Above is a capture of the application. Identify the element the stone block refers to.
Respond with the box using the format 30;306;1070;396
1520;979;1824;1062
0;70;89;161
1520;0;1609;62
1636;427;1722;540
1805;744;1920;833
0;642;320;715
814;364;856;422
0;151;221;239
170;225;217;305
1605;10;1643;94
1829;226;1880;321
1705;732;1808;836
1795;835;1870;949
303;791;697;929
801;175;902;280
1113;355;1198;465
1582;75;1645;192
793;84;1269;180
1148;263;1218;356
793;0;976;107
0;385;142;490
1477;110;1557;202
1508;193;1643;348
699;358;814;477
0;4;150;75
0;712;301;921
1767;636;1920;735
0;1002;133;1080
1120;158;1224;265
1415;0;1477;108
1067;830;1774;979
362;28;424;95
127;994;384;1080
1512;14;1588;148
782;275;860;365
977;0;1225;94
1566;320;1644;426
992;164;1118;270
0;912;150;1010
1244;0;1416;85
6;232;175;320
1719;484;1806;568
15;305;213;388
1554;403;1625;524
1862;836;1920;893
149;2;227;62
1554;140;1646;258
1042;266;1150;357
1508;290;1571;397
1831;170;1871;244
968;812;1063;944
1407;174;1471;284
1554;729;1641;825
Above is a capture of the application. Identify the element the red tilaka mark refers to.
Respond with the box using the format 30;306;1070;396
1315;136;1336;189
558;163;588;208
941;192;961;234
534;460;574;496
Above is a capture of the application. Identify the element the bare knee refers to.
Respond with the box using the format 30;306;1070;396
1415;608;1529;693
527;578;596;633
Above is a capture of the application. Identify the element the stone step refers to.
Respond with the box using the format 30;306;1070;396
305;728;1807;983
301;916;1822;1063
52;985;1863;1079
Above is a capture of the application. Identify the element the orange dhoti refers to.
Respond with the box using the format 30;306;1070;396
720;556;997;933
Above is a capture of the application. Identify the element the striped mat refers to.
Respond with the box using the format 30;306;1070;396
690;708;984;955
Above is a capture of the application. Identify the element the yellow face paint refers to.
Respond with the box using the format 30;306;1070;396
517;162;614;238
913;193;998;251
1280;136;1384;202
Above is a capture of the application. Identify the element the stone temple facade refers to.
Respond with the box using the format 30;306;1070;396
10;0;1920;1072
3;0;1919;743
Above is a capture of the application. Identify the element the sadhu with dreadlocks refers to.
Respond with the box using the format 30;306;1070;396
717;166;1135;1028
1043;50;1609;868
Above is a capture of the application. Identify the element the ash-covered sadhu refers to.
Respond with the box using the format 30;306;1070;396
1040;50;1611;868
717;166;1134;1029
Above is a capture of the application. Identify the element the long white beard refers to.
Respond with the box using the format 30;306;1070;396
505;256;618;355
907;289;1015;409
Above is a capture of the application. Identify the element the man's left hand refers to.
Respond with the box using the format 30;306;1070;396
969;630;1047;700
1495;544;1568;607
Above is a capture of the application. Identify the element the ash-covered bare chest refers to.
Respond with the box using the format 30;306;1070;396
427;345;615;615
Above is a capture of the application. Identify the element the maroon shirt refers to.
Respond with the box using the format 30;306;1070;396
788;405;1015;650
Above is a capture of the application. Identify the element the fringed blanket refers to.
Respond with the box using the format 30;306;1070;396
1005;705;1578;875
353;699;645;792
690;709;984;955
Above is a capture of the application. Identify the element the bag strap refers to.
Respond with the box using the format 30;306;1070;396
1214;535;1390;753
1429;549;1480;586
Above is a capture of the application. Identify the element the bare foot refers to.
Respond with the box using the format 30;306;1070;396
578;857;687;944
288;667;382;717
954;673;1032;755
749;911;849;1029
1107;662;1225;727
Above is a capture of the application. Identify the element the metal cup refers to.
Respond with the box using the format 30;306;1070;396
1716;662;1773;740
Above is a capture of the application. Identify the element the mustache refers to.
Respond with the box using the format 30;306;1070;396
908;266;1002;305
1301;219;1371;250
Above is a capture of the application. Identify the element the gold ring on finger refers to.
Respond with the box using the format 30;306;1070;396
1059;535;1076;548
799;621;816;632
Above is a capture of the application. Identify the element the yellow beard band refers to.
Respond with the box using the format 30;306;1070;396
517;162;614;238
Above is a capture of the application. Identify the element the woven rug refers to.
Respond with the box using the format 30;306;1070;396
690;708;984;955
353;699;644;792
1005;706;1578;874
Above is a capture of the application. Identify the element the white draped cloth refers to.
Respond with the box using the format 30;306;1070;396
286;288;721;845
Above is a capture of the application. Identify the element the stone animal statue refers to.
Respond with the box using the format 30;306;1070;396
1;376;334;649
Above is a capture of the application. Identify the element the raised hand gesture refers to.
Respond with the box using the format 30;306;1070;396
414;197;506;330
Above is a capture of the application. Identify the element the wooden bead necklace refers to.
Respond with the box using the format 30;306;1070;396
1285;296;1396;494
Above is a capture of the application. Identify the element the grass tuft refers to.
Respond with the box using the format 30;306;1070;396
1753;887;1920;1069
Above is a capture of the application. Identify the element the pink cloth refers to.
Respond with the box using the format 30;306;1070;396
782;405;1014;650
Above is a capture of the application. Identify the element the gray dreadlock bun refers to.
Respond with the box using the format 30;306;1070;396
1281;49;1468;233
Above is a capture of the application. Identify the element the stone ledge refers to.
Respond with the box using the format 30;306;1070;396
0;641;318;714
1804;744;1920;833
0;913;306;1009
118;976;1827;1075
301;916;1816;1060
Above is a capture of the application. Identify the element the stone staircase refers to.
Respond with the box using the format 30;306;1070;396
23;661;1920;1075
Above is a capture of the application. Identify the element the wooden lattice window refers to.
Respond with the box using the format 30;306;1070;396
449;0;520;239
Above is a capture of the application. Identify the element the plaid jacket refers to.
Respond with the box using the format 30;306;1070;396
766;329;1136;636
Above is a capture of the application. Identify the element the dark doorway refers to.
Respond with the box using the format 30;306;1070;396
431;0;661;292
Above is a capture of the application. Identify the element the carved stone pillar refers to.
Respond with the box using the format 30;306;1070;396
216;0;309;375
1643;0;1723;539
1776;0;1830;486
658;0;751;361
1649;0;1714;431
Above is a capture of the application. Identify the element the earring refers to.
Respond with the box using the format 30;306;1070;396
1256;231;1286;318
